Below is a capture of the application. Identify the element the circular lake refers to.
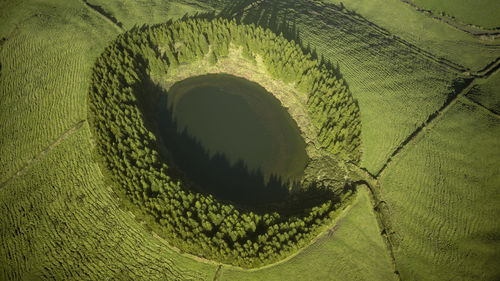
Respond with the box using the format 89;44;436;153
158;74;308;206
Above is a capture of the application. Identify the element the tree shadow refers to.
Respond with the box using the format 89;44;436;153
218;1;351;84
157;93;291;207
181;3;351;82
134;77;341;215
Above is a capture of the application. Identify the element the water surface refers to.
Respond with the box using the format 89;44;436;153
158;74;308;206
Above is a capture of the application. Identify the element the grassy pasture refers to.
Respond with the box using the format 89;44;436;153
379;99;500;281
1;0;499;280
84;0;211;29
412;0;500;29
219;186;397;281
238;0;457;175
0;0;117;184
467;70;500;114
0;125;218;280
0;1;217;280
323;0;500;71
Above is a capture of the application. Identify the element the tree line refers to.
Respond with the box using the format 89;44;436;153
88;18;359;267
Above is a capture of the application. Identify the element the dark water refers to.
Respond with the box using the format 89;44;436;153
157;74;308;207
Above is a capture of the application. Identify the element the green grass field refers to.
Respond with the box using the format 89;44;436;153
0;0;118;184
0;125;218;280
323;0;500;71
0;1;218;280
84;0;211;29
219;187;397;281
379;99;500;280
1;0;499;280
467;70;500;114
412;0;500;29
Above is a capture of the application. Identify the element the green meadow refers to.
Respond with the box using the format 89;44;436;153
412;0;500;28
1;0;498;280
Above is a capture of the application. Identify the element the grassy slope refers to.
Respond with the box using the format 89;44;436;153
86;0;211;29
0;0;117;184
2;0;498;280
219;187;397;281
0;126;217;280
240;0;456;174
0;0;33;37
379;99;500;281
467;70;500;114
413;0;500;29
323;0;500;71
0;0;217;280
0;1;398;277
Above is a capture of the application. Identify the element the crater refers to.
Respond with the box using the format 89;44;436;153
87;17;361;267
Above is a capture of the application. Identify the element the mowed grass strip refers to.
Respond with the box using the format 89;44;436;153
0;0;117;183
240;0;457;175
0;125;218;281
219;186;397;281
379;99;500;281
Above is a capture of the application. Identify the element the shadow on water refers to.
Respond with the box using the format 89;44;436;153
136;78;340;215
156;90;292;207
129;10;353;213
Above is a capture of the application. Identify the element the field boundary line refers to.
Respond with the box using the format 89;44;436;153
0;120;86;189
465;57;500;118
471;57;500;78
212;265;222;281
375;79;476;179
376;55;500;178
366;182;402;281
360;56;500;281
79;0;123;33
463;96;500;118
312;0;469;73
399;0;500;39
347;166;402;281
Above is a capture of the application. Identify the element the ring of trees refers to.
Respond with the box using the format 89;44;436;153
88;18;362;267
